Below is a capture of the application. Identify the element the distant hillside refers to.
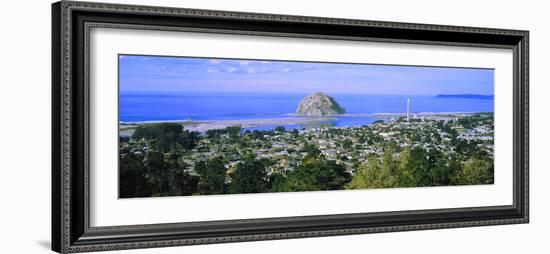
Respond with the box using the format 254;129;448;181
295;92;346;116
435;94;494;100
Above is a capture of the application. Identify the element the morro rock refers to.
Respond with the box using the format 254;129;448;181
295;92;346;116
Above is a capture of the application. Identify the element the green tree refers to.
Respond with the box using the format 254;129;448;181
132;123;199;152
275;126;286;132
164;144;198;196
272;148;351;192
302;142;321;162
347;155;384;189
226;126;242;135
268;173;289;192
397;148;416;187
348;148;398;189
342;139;353;150
172;170;199;196
277;169;319;192
453;158;493;185
179;130;201;151
143;150;170;196
381;148;399;186
119;152;152;198
194;157;227;195
229;157;268;194
300;159;351;190
409;147;431;186
429;154;461;186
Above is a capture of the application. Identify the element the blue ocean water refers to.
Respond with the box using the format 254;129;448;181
119;92;494;130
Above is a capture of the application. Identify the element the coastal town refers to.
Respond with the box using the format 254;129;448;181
119;92;494;197
119;108;494;198
180;112;494;176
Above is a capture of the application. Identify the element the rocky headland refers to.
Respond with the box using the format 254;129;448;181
295;92;346;116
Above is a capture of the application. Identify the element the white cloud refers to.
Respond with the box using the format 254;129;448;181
210;59;222;64
239;61;250;66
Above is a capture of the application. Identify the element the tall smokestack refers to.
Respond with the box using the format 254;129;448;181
407;98;410;122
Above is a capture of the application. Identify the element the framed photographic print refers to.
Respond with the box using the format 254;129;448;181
52;1;529;253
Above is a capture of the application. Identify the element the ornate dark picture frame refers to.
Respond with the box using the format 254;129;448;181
52;1;529;253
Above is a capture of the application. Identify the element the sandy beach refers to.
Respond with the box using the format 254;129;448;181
120;116;337;136
182;116;337;132
119;112;482;137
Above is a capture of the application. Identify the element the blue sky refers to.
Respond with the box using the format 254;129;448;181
119;55;494;96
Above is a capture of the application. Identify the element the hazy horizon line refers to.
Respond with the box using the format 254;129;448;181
119;90;495;97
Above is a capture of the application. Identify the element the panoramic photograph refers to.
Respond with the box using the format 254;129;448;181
118;55;495;198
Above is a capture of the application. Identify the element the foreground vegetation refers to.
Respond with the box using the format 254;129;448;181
119;113;494;198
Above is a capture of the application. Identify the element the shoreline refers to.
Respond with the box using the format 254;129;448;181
120;111;491;125
121;116;338;134
119;112;492;135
